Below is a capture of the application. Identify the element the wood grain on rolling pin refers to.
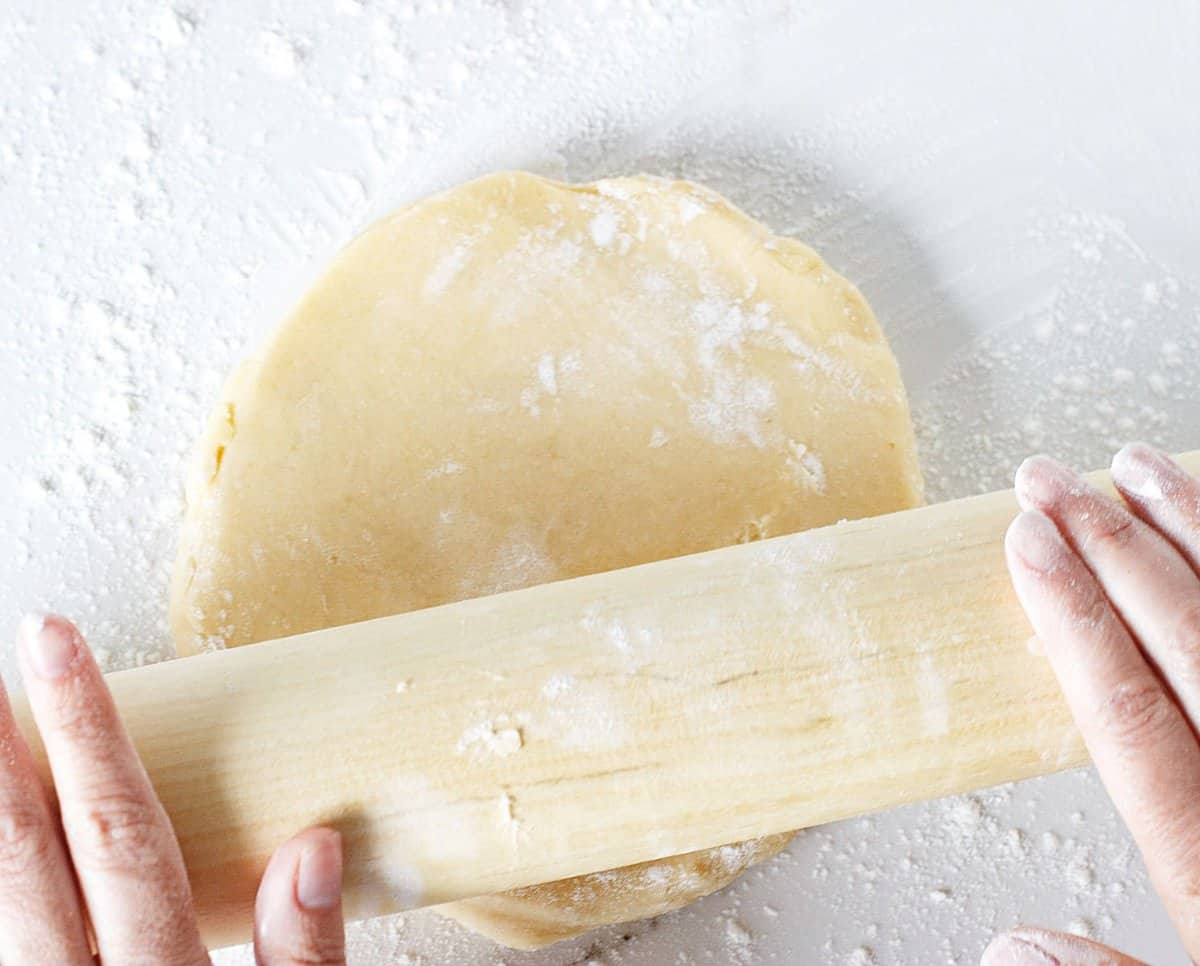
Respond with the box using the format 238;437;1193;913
15;452;1198;948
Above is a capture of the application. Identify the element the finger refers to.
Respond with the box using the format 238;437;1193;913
18;614;209;965
0;633;92;966
1016;455;1200;724
982;926;1146;965
1005;511;1200;947
1112;443;1200;574
254;827;345;966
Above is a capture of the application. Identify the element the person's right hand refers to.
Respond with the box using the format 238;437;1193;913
986;444;1200;964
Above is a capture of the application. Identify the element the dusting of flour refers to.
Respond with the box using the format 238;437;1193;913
3;2;1196;965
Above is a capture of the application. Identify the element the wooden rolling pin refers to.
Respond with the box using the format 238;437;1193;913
14;452;1198;948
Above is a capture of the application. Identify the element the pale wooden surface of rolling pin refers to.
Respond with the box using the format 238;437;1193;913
14;452;1199;948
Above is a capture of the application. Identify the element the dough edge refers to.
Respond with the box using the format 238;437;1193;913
169;170;924;948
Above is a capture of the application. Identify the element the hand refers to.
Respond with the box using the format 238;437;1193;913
987;444;1200;965
0;614;347;964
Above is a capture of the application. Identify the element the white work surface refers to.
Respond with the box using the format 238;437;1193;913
1;1;1196;962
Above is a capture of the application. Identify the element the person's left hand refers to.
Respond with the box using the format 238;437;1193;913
987;445;1200;965
0;613;347;964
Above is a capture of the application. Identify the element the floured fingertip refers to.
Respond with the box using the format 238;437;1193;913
1005;510;1070;575
1112;442;1171;502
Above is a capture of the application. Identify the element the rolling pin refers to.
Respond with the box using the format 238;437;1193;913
14;452;1198;948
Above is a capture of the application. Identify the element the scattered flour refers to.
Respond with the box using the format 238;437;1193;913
423;244;472;299
786;440;828;493
457;717;525;759
536;673;628;752
589;208;620;248
258;28;309;77
4;3;1193;965
536;354;558;396
914;205;1200;502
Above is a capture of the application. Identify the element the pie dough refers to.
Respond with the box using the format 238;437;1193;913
170;172;924;948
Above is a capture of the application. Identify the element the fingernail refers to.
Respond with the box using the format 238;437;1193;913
18;613;78;680
981;933;1055;965
1112;442;1170;502
1006;511;1068;575
296;830;342;911
1015;456;1083;511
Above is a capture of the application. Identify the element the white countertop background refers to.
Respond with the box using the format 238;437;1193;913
1;1;1197;962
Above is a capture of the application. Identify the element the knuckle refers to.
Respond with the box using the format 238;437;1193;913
282;919;345;966
68;788;171;872
1164;860;1200;915
293;948;345;966
1162;855;1200;903
1059;582;1114;635
49;694;109;747
1084;508;1137;553
1179;497;1200;540
1092;679;1179;751
1150;826;1200;905
279;945;344;965
0;799;55;879
1075;590;1113;629
1168;603;1200;675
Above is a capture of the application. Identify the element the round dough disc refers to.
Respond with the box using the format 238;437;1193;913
171;172;923;948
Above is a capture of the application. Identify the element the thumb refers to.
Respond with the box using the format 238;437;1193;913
253;827;346;966
982;927;1146;966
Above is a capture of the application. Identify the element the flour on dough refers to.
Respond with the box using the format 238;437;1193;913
171;172;923;948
